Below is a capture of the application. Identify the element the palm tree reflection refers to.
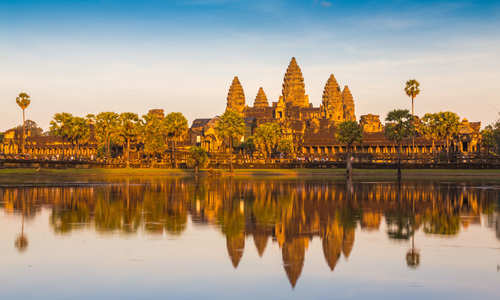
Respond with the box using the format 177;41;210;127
15;212;28;253
406;197;420;269
2;178;499;286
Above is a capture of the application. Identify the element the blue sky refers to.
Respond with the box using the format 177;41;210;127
1;0;500;130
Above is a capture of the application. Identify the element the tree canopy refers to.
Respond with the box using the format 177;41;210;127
337;121;363;148
15;92;31;110
404;79;420;100
215;110;246;150
384;109;414;144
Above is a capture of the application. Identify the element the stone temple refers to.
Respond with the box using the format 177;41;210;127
1;57;482;159
192;57;372;154
189;57;481;156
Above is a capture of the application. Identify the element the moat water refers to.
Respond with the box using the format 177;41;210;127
1;177;499;300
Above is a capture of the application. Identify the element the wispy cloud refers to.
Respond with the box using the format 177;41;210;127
320;1;332;8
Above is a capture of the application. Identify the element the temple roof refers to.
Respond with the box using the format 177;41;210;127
191;118;211;129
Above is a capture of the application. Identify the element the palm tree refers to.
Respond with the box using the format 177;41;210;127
405;80;420;151
15;92;31;154
118;113;140;168
385;109;414;181
404;79;420;119
215;110;246;172
337;121;363;180
163;112;188;168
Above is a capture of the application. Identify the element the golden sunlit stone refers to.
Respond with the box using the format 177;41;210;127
253;87;269;108
360;114;383;133
321;74;343;123
226;76;246;114
281;57;309;108
342;85;356;121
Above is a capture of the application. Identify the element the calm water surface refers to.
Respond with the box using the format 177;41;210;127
1;177;499;300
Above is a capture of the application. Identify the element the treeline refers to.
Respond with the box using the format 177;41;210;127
48;111;188;167
42;109;500;170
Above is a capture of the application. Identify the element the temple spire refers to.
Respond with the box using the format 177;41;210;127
282;57;309;108
253;87;269;108
226;76;246;114
342;85;356;121
321;74;343;123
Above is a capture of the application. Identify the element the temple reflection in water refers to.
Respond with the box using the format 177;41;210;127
1;178;499;287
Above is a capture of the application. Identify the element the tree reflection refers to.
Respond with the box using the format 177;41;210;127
15;212;28;253
1;178;499;286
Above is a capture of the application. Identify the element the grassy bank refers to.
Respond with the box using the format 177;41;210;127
0;168;500;186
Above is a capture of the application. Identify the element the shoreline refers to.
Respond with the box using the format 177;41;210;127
0;168;500;186
1;167;500;175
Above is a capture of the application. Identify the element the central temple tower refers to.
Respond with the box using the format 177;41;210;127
281;57;310;108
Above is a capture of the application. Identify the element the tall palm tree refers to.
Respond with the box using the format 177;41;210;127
15;92;31;154
405;80;420;151
405;79;420;118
